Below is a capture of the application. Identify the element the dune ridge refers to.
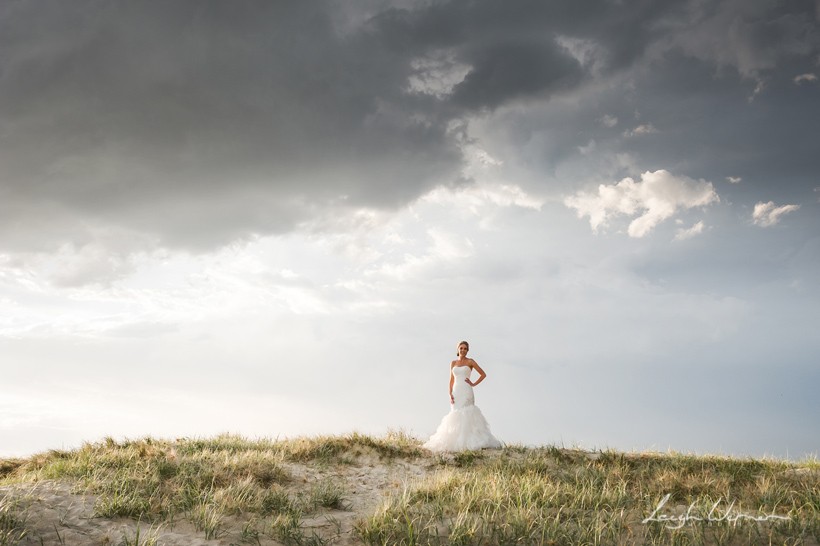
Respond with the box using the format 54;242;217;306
1;433;818;545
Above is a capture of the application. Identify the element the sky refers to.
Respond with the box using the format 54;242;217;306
1;0;819;460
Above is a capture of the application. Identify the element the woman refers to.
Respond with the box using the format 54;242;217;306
423;341;502;452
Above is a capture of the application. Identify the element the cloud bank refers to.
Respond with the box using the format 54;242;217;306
0;0;817;286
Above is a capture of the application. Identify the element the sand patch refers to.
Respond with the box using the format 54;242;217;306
1;453;439;545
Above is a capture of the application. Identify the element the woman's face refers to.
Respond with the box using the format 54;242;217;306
458;343;469;356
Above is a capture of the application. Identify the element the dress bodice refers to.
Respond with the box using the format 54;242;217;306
451;365;474;409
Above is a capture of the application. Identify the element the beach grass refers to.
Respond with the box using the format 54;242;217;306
0;496;28;546
358;447;819;545
1;433;818;545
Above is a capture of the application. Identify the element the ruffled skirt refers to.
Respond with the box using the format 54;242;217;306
423;405;502;452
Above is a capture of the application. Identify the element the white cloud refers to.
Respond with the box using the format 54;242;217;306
407;52;472;98
675;221;706;241
578;139;597;155
555;35;607;73
564;170;719;238
421;182;543;213
599;114;618;128
752;201;800;227
748;79;765;102
726;176;742;184
364;228;473;281
794;73;818;84
623;123;658;137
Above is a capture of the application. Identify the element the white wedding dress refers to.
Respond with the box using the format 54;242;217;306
424;365;502;452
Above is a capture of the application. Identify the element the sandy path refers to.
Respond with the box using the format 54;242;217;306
0;455;439;545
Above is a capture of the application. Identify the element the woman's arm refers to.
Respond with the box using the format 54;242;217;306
467;359;487;387
449;362;455;403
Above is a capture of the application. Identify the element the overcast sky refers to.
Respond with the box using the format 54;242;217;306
1;0;818;460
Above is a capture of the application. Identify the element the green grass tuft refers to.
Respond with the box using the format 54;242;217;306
0;496;28;546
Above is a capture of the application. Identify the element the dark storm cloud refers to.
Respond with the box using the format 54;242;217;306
0;0;817;264
450;40;584;111
467;0;820;201
613;51;820;198
601;0;820;200
370;0;680;107
662;0;820;78
0;1;463;251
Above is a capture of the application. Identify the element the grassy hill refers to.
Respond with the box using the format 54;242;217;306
0;433;817;545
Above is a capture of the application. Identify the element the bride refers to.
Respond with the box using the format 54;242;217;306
423;341;502;452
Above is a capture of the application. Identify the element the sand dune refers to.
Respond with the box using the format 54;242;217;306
1;447;435;545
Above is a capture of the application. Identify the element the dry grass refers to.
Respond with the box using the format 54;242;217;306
1;434;818;545
358;446;820;545
0;431;421;544
0;496;28;546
